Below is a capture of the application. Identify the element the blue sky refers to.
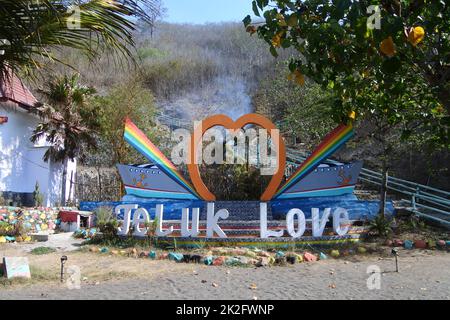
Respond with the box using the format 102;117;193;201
162;0;254;24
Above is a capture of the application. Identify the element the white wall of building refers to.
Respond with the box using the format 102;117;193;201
0;103;76;206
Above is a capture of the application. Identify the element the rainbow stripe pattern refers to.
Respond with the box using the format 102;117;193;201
124;118;201;199
275;123;354;198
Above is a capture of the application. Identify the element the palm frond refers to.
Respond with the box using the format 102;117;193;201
0;0;157;76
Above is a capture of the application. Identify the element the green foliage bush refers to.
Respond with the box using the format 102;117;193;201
30;247;56;255
95;206;119;239
369;215;393;237
33;181;44;207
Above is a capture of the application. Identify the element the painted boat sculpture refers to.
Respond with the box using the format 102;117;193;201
276;161;363;199
119;117;363;201
117;164;198;200
118;161;363;200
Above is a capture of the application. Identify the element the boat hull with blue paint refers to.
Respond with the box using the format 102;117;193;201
117;164;198;200
277;161;363;199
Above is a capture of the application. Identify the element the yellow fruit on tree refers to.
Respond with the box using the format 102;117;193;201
408;26;425;46
271;32;283;48
380;36;396;57
294;71;305;86
277;13;287;26
246;25;257;35
287;14;298;27
348;111;356;120
288;70;305;86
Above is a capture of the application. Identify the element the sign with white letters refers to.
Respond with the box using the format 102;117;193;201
115;203;350;239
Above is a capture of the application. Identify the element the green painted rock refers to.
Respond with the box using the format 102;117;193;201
330;250;340;258
357;247;367;254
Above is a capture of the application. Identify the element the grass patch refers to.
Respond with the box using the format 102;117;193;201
0;265;58;288
30;246;56;255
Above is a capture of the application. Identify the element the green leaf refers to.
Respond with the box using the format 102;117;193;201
243;15;251;27
270;46;278;57
252;1;260;17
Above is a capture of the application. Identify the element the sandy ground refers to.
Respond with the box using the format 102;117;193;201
17;232;84;252
1;241;449;300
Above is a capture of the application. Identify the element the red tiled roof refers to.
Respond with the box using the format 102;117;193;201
0;71;37;109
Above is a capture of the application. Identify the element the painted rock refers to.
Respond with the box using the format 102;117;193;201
213;248;228;256
237;256;249;265
0;236;6;243
414;240;427;249
158;253;169;260
446;241;450;246
384;239;393;247
5;236;15;242
168;252;184;262
245;251;258;258
437;240;446;248
319;252;328;260
225;257;242;266
393;239;404;247
89;246;99;252
119;250;127;256
139;251;149;258
427;240;436;249
303;252;317;262
204;256;213;265
404;240;414;250
274;256;287;266
148;251;156;259
100;247;109;253
111;250;119;255
330;250;340;258
294;254;303;263
286;256;296;264
256;257;270;267
357;247;367;254
213;256;226;266
275;251;285;258
257;251;271;258
232;249;246;256
248;259;259;266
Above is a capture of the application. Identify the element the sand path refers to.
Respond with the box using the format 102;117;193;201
1;248;449;300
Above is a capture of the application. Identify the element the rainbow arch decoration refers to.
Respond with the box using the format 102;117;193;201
274;123;354;199
123;118;201;199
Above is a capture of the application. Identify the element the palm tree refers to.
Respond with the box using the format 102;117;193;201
30;73;99;205
0;0;161;76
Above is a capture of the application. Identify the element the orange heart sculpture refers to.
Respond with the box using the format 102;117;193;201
187;114;286;201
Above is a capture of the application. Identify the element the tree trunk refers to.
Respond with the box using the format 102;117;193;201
97;167;102;202
61;158;68;206
379;159;389;218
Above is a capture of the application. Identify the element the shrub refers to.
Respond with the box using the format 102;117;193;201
94;206;119;239
33;181;44;207
369;214;393;237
